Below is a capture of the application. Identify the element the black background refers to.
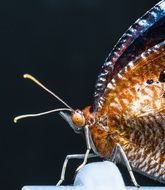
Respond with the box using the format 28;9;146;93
0;0;164;190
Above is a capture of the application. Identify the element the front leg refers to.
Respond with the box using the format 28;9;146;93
110;143;140;188
56;153;96;186
56;125;96;186
76;125;92;172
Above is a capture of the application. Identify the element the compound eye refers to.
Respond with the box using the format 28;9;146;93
71;110;85;127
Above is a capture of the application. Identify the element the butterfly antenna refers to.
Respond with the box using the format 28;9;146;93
23;74;73;111
14;108;71;123
13;74;75;123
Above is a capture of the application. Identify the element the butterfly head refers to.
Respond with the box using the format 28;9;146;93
60;106;94;134
59;109;86;134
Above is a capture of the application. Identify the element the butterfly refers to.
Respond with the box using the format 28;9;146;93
14;0;165;187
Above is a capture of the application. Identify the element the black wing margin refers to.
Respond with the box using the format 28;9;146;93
94;0;165;111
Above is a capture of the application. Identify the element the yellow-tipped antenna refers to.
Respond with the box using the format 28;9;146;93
23;74;73;111
14;74;75;123
14;108;71;123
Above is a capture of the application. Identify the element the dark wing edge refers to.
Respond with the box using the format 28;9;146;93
94;0;165;110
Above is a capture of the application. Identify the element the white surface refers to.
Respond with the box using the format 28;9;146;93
22;161;164;190
22;187;165;190
73;161;125;190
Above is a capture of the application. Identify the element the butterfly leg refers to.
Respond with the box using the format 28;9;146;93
56;153;96;186
76;125;92;172
110;143;140;188
56;125;97;186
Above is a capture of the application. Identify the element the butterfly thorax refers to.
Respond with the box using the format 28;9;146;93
82;106;127;158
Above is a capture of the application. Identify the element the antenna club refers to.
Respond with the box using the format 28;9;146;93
13;118;18;123
23;74;32;79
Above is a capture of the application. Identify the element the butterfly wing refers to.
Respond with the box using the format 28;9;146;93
98;41;165;182
125;111;165;183
93;1;165;183
94;0;165;110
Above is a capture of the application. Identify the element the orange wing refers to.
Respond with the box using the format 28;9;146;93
100;42;165;116
96;41;165;182
91;1;165;183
